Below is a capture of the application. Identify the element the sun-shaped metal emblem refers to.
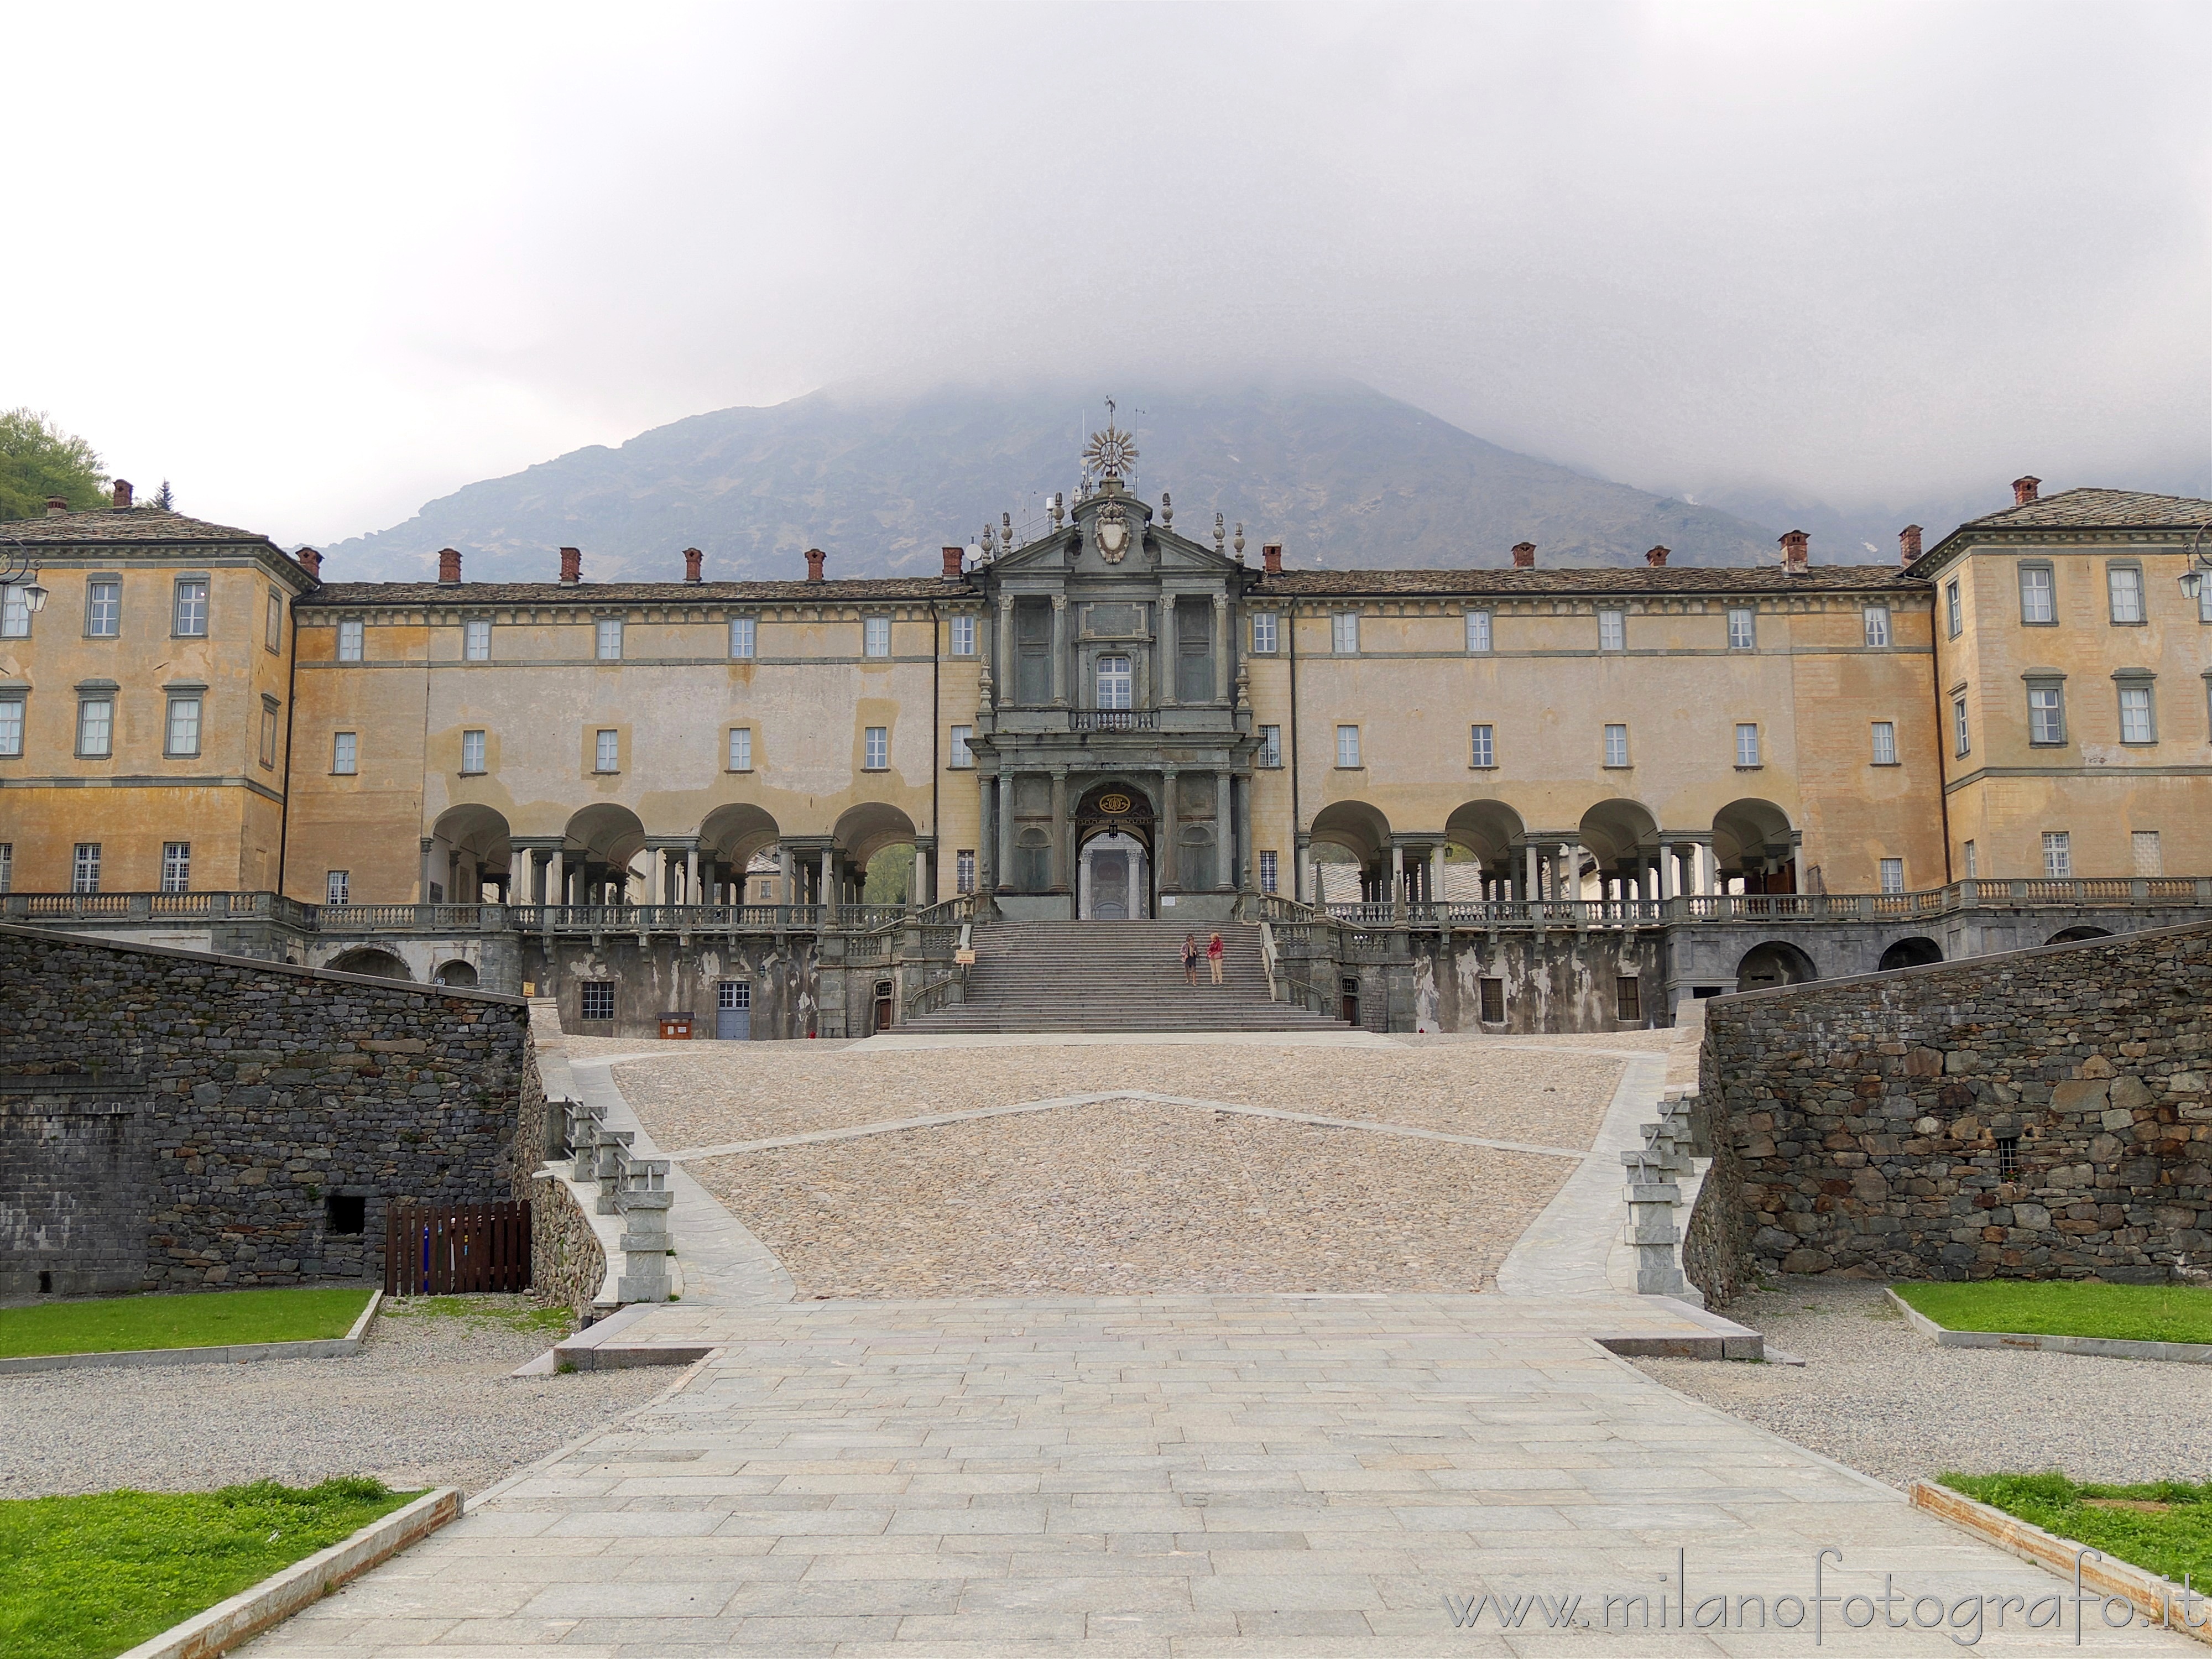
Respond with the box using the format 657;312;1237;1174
1082;398;1139;478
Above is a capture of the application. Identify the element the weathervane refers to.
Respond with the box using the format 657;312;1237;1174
1082;399;1139;481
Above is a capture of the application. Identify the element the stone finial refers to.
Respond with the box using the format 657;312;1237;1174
1002;510;1014;551
1234;523;1245;559
1050;492;1065;528
1161;491;1173;529
1214;512;1225;553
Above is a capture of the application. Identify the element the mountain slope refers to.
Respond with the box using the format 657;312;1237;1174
329;380;1787;583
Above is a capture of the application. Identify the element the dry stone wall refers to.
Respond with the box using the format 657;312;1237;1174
1702;919;2212;1285
1;925;530;1296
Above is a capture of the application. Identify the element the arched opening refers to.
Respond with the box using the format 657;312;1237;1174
434;959;481;987
833;802;919;907
1580;797;1661;901
2047;925;2112;945
430;804;512;905
1736;940;1817;993
1877;937;1943;972
1714;798;1797;895
329;947;411;982
562;804;648;905
1443;800;1526;901
1308;800;1392;905
1076;781;1154;919
699;803;781;906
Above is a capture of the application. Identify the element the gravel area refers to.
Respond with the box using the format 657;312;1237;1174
691;1098;1574;1298
0;1296;670;1499
598;1039;1624;1152
1636;1277;2212;1490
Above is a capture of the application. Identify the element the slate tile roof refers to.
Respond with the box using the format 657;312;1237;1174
2;506;277;547
1958;488;2212;531
299;577;975;607
1253;564;1925;597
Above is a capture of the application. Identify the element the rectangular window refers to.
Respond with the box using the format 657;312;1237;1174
1727;608;1755;650
729;616;757;659
594;729;619;772
77;698;113;758
1;586;30;638
1879;857;1904;894
0;843;11;892
1258;724;1281;768
2133;830;2163;876
260;705;278;768
1604;723;1629;768
461;729;486;774
2201;582;2212;624
1259;849;1278;894
2019;565;2054;624
1963;839;1978;878
72;843;101;894
596;618;623;660
2042;831;2071;879
87;579;120;638
164;696;201;758
1953;694;1970;757
1616;976;1641;1024
1464;610;1491;653
580;983;614;1022
1946;579;1962;638
1479;977;1505;1024
265;590;283;652
1336;724;1360;768
0;697;21;757
464;618;491;660
1331;613;1359;654
332;731;357;774
1735;723;1760;767
956;849;976;895
172;578;208;637
1598;609;1625;651
338;618;364;661
864;726;888;770
2028;684;2065;745
2107;564;2145;624
1863;607;1891;648
326;869;349;906
728;727;753;771
1870;721;1897;765
2119;684;2154;744
950;614;975;656
1470;723;1495;768
948;725;972;768
1096;655;1133;709
864;616;891;657
1251;611;1279;654
161;841;191;893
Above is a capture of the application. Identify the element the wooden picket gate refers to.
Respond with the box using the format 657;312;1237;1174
383;1200;532;1295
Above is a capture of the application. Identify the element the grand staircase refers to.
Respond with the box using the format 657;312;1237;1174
898;920;1350;1034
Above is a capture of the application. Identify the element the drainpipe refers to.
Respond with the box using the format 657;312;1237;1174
277;591;299;898
1928;572;1954;885
1286;599;1301;902
928;601;940;905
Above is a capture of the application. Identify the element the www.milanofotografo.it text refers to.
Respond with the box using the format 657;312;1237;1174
1444;1549;2211;1646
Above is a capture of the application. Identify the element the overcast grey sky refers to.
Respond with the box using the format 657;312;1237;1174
8;1;2206;546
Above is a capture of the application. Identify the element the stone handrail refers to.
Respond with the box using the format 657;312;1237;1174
557;1094;673;1303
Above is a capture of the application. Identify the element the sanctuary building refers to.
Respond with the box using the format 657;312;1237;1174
3;443;2209;1036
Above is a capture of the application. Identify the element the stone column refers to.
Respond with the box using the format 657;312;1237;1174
1212;594;1230;703
977;778;995;894
818;848;834;920
1234;773;1253;893
1160;769;1179;889
1050;769;1070;891
997;771;1014;890
1160;597;1178;707
1214;772;1232;888
997;596;1015;706
1050;596;1067;705
1389;842;1405;915
1661;844;1679;901
1295;832;1311;903
686;846;700;905
1523;843;1538;902
776;847;792;905
551;848;567;908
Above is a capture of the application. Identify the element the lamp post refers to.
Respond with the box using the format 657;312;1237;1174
2178;518;2212;608
1;539;47;617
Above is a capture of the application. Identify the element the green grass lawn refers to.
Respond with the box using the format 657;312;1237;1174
1942;1473;2212;1587
1893;1279;2212;1345
0;1286;374;1359
0;1479;418;1659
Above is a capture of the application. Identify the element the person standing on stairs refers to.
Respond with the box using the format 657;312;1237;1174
1207;930;1225;985
1183;932;1201;987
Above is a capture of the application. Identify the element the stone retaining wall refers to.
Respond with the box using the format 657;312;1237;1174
0;925;530;1296
1702;919;2212;1285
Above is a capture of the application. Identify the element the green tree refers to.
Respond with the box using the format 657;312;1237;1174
863;843;916;905
0;409;107;521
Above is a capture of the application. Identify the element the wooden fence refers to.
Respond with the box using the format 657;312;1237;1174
383;1201;533;1295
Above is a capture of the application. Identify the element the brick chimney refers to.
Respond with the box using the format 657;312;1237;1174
1899;524;1923;566
1261;542;1283;575
1780;529;1810;574
295;546;323;581
437;547;462;585
558;546;582;585
684;547;703;583
1645;545;1670;567
942;545;964;578
1511;541;1536;568
45;496;67;517
804;547;827;583
2012;475;2041;507
112;479;133;509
